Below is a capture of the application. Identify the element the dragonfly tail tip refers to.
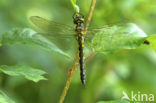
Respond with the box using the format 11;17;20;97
82;81;86;88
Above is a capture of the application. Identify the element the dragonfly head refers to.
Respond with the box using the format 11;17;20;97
73;13;84;25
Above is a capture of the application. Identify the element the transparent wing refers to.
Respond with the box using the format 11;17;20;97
30;16;125;39
30;16;75;36
86;22;129;37
30;16;126;39
85;23;147;52
30;16;79;51
30;16;146;53
37;33;76;39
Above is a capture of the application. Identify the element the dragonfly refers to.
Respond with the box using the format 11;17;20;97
30;13;140;86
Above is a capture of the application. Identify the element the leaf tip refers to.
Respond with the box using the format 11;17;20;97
29;16;41;23
33;77;48;83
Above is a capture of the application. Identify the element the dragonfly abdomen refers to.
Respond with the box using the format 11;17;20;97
78;35;86;85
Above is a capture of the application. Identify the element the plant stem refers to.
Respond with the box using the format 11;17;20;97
58;52;96;103
59;52;79;103
84;0;96;37
58;0;96;103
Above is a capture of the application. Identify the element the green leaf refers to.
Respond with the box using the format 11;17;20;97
70;0;79;13
0;90;15;103
86;23;147;54
0;28;70;58
147;34;156;51
0;65;47;82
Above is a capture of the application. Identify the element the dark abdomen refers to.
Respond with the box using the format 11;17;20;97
78;35;85;85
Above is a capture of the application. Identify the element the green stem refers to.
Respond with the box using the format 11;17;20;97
84;0;96;37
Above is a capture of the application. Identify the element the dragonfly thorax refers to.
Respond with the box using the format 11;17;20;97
73;14;84;25
73;14;85;37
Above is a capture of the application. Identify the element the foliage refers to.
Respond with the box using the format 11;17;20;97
0;28;70;58
86;23;147;53
147;34;156;51
0;90;15;103
0;0;156;103
0;65;47;82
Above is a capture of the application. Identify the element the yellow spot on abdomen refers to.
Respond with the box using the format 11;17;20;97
83;57;85;60
82;44;84;47
0;43;2;47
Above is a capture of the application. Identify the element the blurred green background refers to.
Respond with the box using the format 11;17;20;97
0;0;156;103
